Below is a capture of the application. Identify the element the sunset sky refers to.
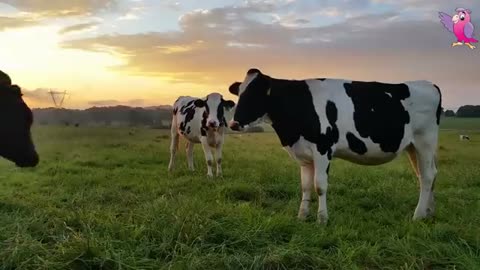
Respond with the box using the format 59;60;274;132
1;0;479;109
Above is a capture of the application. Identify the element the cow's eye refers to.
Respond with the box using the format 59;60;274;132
460;14;465;20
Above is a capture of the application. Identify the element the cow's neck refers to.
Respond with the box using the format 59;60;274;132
264;78;320;148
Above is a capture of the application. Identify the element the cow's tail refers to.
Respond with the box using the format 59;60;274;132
433;84;442;126
433;84;441;175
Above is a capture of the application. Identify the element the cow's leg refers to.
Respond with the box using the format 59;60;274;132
298;163;314;220
406;144;420;180
168;122;179;172
200;138;214;177
215;143;223;177
186;141;195;171
412;134;438;220
313;153;331;224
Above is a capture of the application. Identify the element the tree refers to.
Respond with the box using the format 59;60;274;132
456;105;480;118
444;110;455;117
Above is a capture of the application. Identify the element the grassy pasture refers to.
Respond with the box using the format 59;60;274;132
0;121;479;269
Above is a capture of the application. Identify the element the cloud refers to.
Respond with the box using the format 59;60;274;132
61;2;480;107
0;0;118;17
164;0;181;11
118;12;138;20
59;22;99;35
117;5;144;21
88;99;146;107
0;16;37;30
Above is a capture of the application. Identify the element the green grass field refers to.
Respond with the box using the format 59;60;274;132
0;123;479;269
440;117;480;131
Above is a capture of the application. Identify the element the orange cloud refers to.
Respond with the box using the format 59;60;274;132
0;0;118;17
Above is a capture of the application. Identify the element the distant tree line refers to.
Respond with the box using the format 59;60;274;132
442;105;480;118
33;105;238;130
33;106;173;128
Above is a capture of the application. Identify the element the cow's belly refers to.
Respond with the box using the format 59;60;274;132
333;148;398;165
175;124;201;143
284;137;315;165
181;133;201;143
284;137;406;166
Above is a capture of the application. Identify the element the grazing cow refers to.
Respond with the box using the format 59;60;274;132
0;70;39;167
459;135;470;141
229;69;441;223
168;93;235;177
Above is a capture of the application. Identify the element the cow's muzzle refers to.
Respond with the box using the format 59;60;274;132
229;120;244;131
15;151;39;168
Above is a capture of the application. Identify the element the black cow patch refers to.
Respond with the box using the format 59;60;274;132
179;100;196;133
346;132;367;155
344;81;410;153
317;78;326;81
265;78;339;158
201;111;208;136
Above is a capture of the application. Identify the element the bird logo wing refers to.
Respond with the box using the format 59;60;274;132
464;22;475;38
438;12;454;32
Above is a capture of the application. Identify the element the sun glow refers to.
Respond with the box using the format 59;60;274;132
0;25;222;108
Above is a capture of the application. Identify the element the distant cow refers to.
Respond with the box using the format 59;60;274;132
168;93;235;177
229;69;441;223
459;135;470;141
0;70;39;167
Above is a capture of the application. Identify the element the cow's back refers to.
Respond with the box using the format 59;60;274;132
303;79;441;165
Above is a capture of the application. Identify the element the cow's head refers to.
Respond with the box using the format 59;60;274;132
228;68;270;131
194;92;235;130
0;71;39;167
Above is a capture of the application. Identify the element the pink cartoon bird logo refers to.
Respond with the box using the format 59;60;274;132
439;8;478;49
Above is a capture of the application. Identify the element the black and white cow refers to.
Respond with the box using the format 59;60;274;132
229;69;442;223
0;70;39;167
459;135;470;141
168;93;235;177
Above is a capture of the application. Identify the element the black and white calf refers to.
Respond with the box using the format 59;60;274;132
168;93;235;177
459;135;470;141
229;69;442;223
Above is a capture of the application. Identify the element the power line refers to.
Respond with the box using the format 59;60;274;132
48;90;69;108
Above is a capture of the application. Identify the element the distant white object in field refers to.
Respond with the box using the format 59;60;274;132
459;135;470;141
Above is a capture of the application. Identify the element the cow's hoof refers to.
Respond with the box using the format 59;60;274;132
207;173;214;178
317;212;328;225
297;209;309;221
412;211;435;221
297;213;308;221
413;207;435;221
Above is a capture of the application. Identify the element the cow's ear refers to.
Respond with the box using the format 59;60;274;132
229;82;241;96
0;70;12;86
194;99;205;108
247;68;261;75
223;100;236;110
10;85;22;97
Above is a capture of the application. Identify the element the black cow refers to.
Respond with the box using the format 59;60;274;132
229;69;441;223
0;70;39;167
